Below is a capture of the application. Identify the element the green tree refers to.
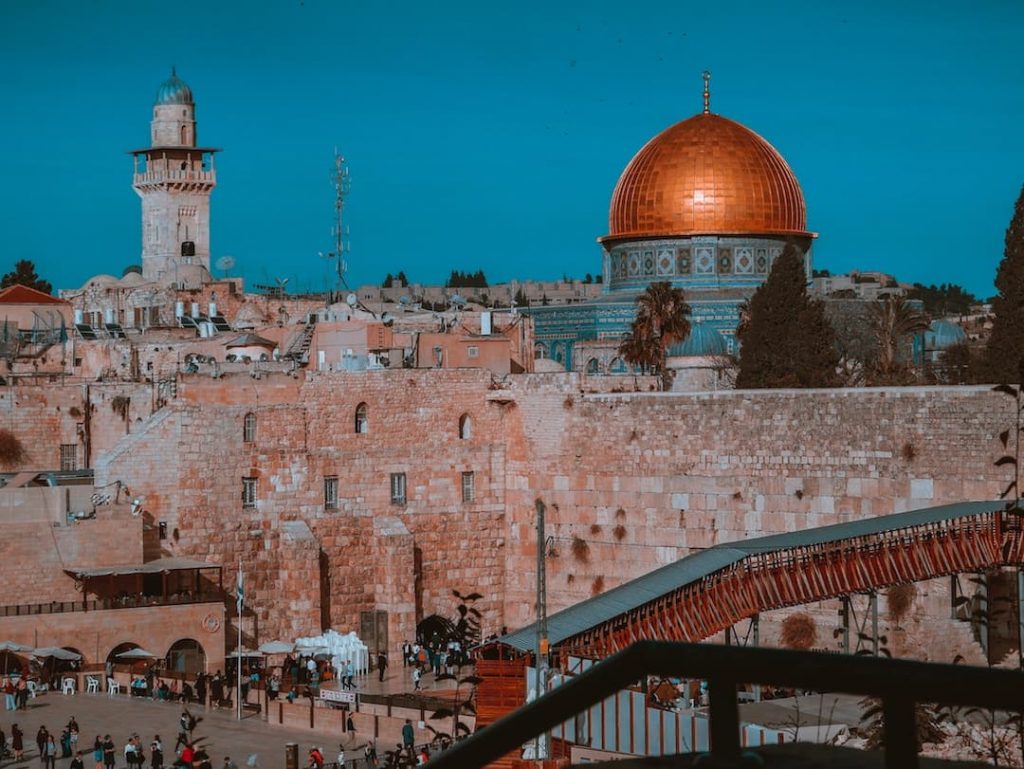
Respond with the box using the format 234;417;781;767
513;288;528;307
618;281;691;390
867;296;930;385
984;184;1024;382
583;273;593;284
736;244;840;388
1;260;52;295
382;273;394;288
906;282;978;316
396;270;409;287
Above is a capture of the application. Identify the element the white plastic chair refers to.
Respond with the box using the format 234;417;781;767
62;677;75;695
107;678;120;696
86;676;100;693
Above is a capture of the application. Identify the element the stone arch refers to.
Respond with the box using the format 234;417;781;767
165;638;207;676
585;358;601;374
609;357;628;374
106;641;141;671
355;402;369;434
534;342;548;360
458;414;472;440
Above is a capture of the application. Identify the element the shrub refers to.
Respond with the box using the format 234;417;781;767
590;523;602;535
571;536;590;563
613;524;627;542
0;430;26;467
887;583;917;624
780;612;817;650
901;442;917;462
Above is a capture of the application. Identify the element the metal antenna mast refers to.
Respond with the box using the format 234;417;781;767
323;149;351;292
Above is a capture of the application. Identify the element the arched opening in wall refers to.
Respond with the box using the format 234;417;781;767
609;357;628;374
458;414;472;440
34;647;84;683
552;343;564;364
181;125;188;144
585;358;600;374
355;402;369;434
165;639;206;677
243;412;256;443
417;614;457;646
106;642;141;674
0;650;29;677
534;343;548;360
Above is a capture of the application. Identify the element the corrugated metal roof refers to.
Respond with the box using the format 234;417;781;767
498;500;1004;652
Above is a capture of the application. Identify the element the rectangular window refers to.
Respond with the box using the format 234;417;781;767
242;477;257;508
59;444;77;472
324;476;339;510
461;471;475;503
467;345;479;359
390;473;407;505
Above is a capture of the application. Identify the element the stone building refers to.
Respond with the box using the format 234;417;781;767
528;74;814;373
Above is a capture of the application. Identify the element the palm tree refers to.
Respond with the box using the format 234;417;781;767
868;296;930;385
618;282;691;390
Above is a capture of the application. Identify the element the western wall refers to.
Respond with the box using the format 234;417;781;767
6;372;1011;664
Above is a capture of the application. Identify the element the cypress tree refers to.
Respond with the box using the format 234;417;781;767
984;184;1024;383
736;243;840;388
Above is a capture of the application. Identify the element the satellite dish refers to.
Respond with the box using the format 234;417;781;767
346;293;357;306
399;295;411;306
450;294;466;307
381;312;394;326
216;255;236;273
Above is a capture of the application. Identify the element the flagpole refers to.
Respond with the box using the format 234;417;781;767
237;560;243;722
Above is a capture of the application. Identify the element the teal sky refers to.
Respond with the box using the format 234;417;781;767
1;0;1022;297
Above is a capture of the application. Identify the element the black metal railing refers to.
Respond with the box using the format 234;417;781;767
0;592;223;617
431;640;1024;769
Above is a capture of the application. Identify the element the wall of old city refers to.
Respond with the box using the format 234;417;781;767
501;381;1012;662
83;372;1013;665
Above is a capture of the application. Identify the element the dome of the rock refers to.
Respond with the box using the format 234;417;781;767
604;113;809;241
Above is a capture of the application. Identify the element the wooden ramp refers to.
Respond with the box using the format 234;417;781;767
475;657;527;769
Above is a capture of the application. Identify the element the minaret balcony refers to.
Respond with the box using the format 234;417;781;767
133;169;216;188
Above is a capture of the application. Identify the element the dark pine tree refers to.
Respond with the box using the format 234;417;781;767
382;273;394;288
984;184;1024;383
396;270;409;287
1;260;52;294
736;244;840;389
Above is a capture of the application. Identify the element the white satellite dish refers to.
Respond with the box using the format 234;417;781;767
346;293;357;306
215;255;236;273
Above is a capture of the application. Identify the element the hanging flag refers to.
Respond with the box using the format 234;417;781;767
236;565;244;614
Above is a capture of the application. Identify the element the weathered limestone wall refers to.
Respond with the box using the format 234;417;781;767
502;383;1012;661
89;372;1012;664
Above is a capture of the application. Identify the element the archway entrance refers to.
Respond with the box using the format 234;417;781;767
166;639;206;676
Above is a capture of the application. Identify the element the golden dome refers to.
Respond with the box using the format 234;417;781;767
603;112;810;242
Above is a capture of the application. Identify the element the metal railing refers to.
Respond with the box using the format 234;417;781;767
431;640;1024;769
0;592;224;617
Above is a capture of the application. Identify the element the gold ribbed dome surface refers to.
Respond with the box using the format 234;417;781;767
605;113;809;240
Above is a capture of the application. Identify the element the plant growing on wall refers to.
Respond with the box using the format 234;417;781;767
780;612;817;650
0;430;26;467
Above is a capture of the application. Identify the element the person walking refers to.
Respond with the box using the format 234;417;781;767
363;741;378;769
345;713;355;744
411;666;421;692
401;720;414;753
376;652;387;683
102;735;115;769
334;745;344;769
44;735;58;769
150;737;163;769
12;724;24;760
344;660;354;691
401;642;411;668
92;737;103;769
71;751;85;769
36;726;49;763
3;677;15;710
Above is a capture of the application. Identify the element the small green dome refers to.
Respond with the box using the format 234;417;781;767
925;320;966;350
667;323;727;357
155;68;193;105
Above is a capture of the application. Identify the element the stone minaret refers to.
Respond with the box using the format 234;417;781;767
131;69;218;288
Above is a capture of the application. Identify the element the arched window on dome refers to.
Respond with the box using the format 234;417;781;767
585;358;600;375
243;412;256;443
355;402;369;434
534;343;548;360
458;414;472;440
181;125;188;145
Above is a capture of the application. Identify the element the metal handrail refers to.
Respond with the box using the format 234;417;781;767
431;640;1024;769
0;593;224;617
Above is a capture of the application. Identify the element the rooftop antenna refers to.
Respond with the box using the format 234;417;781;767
322;149;351;293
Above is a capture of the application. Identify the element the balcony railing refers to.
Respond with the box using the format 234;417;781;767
133;170;215;185
431;640;1024;769
0;592;224;617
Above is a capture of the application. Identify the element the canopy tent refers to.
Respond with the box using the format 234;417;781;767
32;647;81;661
0;641;33;652
257;641;295;654
117;648;159;659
